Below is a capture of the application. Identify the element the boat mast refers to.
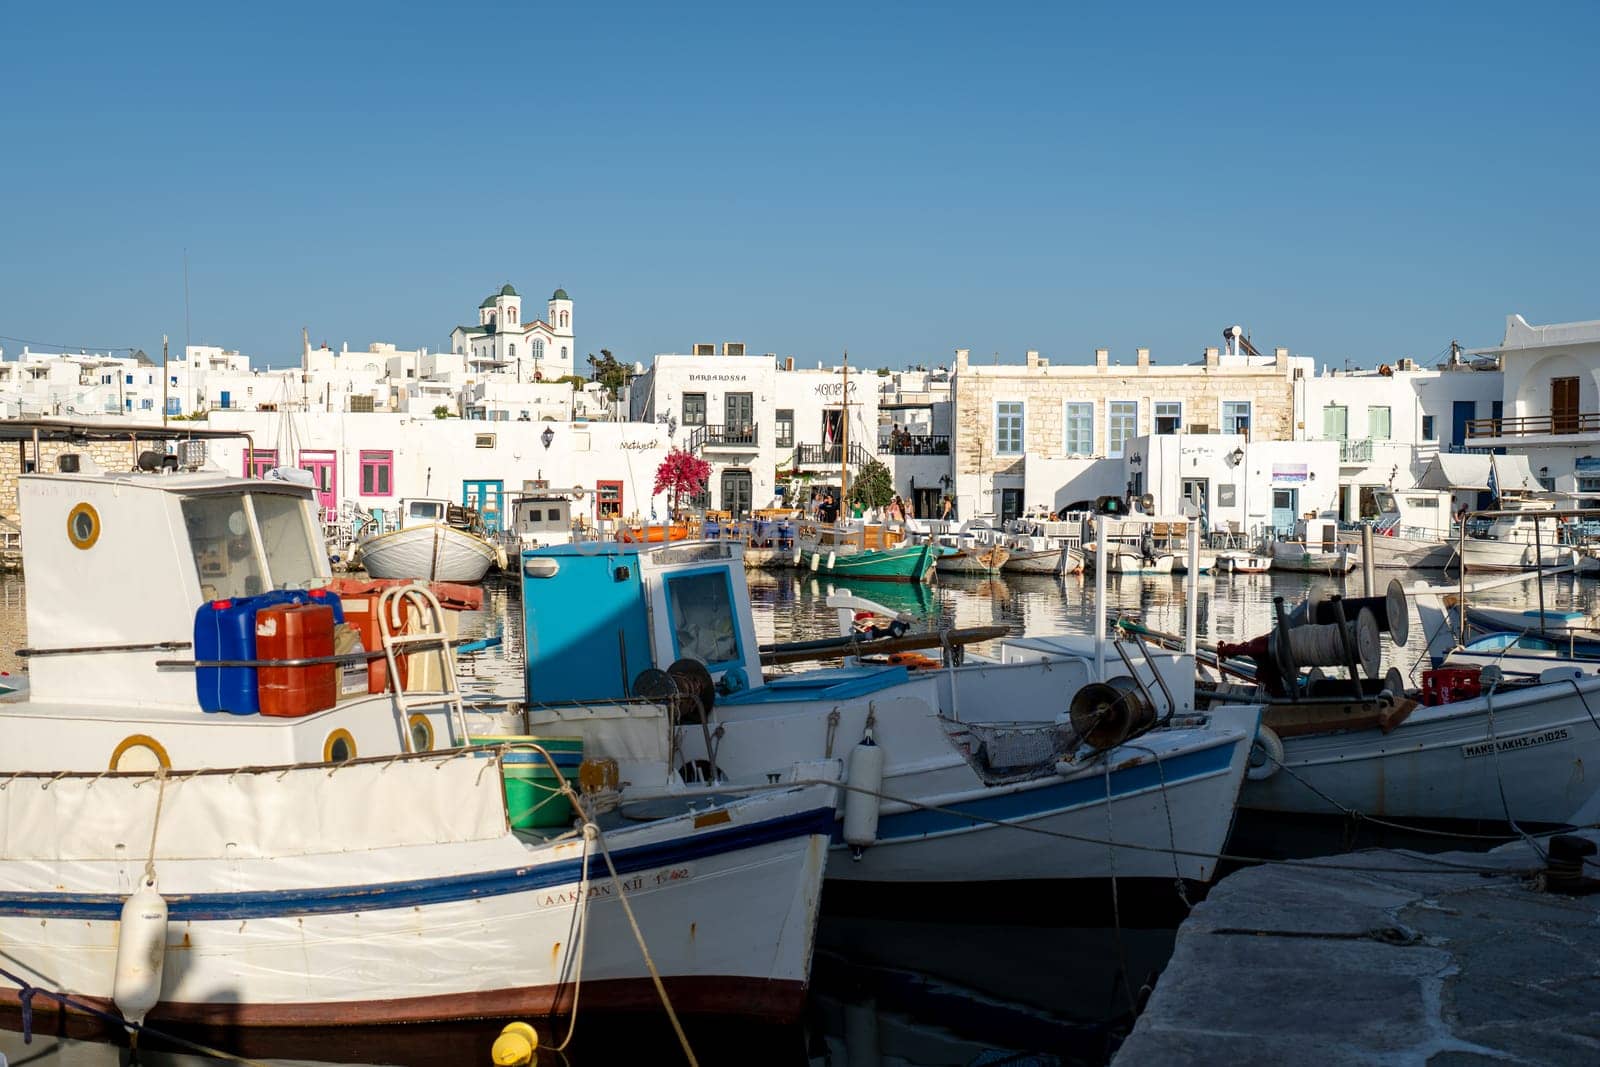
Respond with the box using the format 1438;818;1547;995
840;350;850;512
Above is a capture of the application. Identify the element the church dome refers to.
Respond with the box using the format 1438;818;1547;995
499;283;519;297
550;288;570;301
479;295;496;308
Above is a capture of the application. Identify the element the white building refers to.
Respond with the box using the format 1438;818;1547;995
1463;313;1600;502
448;285;576;383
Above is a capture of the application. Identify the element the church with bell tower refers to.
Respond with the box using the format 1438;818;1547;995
449;283;576;382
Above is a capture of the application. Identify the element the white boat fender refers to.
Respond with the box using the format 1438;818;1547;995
112;878;168;1030
1247;724;1283;781
843;730;885;858
827;551;837;571
810;552;821;572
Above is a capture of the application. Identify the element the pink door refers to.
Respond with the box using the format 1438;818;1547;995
299;450;338;516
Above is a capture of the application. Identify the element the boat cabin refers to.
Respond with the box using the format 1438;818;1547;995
1371;489;1453;539
508;494;576;546
521;541;765;703
401;498;452;529
1;467;457;772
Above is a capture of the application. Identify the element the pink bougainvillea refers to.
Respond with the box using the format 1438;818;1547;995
654;447;712;518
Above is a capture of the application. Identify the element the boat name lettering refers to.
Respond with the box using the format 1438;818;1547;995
538;883;616;907
812;382;859;397
688;374;748;383
651;866;692;886
1460;727;1569;759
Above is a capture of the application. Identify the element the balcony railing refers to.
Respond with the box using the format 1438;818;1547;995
1339;438;1373;464
878;433;950;456
688;423;759;450
1466;413;1600;438
795;442;874;467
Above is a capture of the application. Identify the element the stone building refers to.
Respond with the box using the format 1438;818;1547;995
950;342;1311;521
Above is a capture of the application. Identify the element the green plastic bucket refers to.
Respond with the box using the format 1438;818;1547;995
470;736;584;830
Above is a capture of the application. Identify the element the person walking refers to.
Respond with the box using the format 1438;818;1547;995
940;496;954;522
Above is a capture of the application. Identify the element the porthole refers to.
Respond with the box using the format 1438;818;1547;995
407;714;435;753
67;503;101;550
110;734;170;772
323;729;357;764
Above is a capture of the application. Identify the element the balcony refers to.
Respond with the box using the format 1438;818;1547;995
878;433;950;456
1466;413;1600;438
795;442;874;468
1339;438;1373;464
688;423;759;451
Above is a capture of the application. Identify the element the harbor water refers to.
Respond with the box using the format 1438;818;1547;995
0;565;1582;1065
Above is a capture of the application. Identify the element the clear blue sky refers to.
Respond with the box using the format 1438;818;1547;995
2;1;1596;371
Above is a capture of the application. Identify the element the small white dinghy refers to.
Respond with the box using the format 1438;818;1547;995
357;498;505;582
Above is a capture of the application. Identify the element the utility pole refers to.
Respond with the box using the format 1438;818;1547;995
162;334;169;427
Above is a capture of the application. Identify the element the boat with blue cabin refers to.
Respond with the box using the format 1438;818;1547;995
516;539;1260;891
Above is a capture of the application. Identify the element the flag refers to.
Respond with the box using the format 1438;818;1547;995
1488;457;1499;503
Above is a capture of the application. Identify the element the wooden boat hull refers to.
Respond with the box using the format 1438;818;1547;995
1001;547;1068;575
936;546;1011;575
357;524;503;582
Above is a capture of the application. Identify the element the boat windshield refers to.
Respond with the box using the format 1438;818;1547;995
181;492;324;600
407;501;445;526
665;570;740;666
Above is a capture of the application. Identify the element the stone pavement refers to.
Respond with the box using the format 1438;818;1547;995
1114;832;1600;1065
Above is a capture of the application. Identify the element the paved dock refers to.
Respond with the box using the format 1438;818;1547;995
1115;832;1600;1065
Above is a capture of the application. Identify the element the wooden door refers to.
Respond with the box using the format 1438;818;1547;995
1552;377;1579;433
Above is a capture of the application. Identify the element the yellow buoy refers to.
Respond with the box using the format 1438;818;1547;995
491;1021;539;1066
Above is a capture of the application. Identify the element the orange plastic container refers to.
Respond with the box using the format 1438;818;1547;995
331;586;411;694
256;603;337;717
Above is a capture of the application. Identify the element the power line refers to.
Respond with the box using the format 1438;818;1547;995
0;331;138;351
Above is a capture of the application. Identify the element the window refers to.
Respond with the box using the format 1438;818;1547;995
560;345;568;362
1323;404;1348;440
775;409;794;448
170;376;178;385
359;450;393;496
683;393;707;426
1422;415;1436;440
1109;400;1138;457
995;401;1024;455
251;492;321;590
474;434;496;448
140;398;154;411
1222;400;1252;436
1064;402;1094;455
125;374;133;385
596;480;623;518
1154;401;1181;435
666;571;740;666
1369;406;1391;440
509;342;516;359
532;339;544;362
243;448;278;478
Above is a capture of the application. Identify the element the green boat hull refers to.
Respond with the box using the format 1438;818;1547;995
809;541;941;583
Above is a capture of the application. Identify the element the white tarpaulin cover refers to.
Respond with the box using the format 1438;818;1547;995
0;751;508;863
1415;453;1542;493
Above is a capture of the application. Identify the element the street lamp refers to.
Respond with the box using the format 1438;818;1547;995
541;426;555;450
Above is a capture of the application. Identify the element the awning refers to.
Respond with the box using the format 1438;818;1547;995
1416;453;1492;491
1414;452;1541;493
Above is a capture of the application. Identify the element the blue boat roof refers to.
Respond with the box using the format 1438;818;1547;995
528;543;641;558
719;664;912;706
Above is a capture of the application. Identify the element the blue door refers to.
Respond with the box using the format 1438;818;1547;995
1271;488;1298;535
1452;401;1476;449
220;390;232;410
463;479;505;533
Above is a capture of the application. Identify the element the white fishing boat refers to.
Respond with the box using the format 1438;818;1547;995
1457;499;1575;572
517;542;1260;889
1338;488;1456;569
1002;516;1079;575
492;488;581;571
1214;552;1271;574
1211;576;1600;827
356;498;505;582
1268;517;1358;574
0;463;832;1028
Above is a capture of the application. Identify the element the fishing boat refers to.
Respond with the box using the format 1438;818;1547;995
1001;517;1077;575
517;541;1261;890
1202;576;1600;827
1337;488;1456;569
807;539;943;583
1456;499;1575;572
0;464;833;1028
935;521;1010;575
1268;516;1358;574
1214;552;1271;574
356;498;505;582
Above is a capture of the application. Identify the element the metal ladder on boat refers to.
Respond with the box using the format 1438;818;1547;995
1111;629;1180;722
377;584;470;750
